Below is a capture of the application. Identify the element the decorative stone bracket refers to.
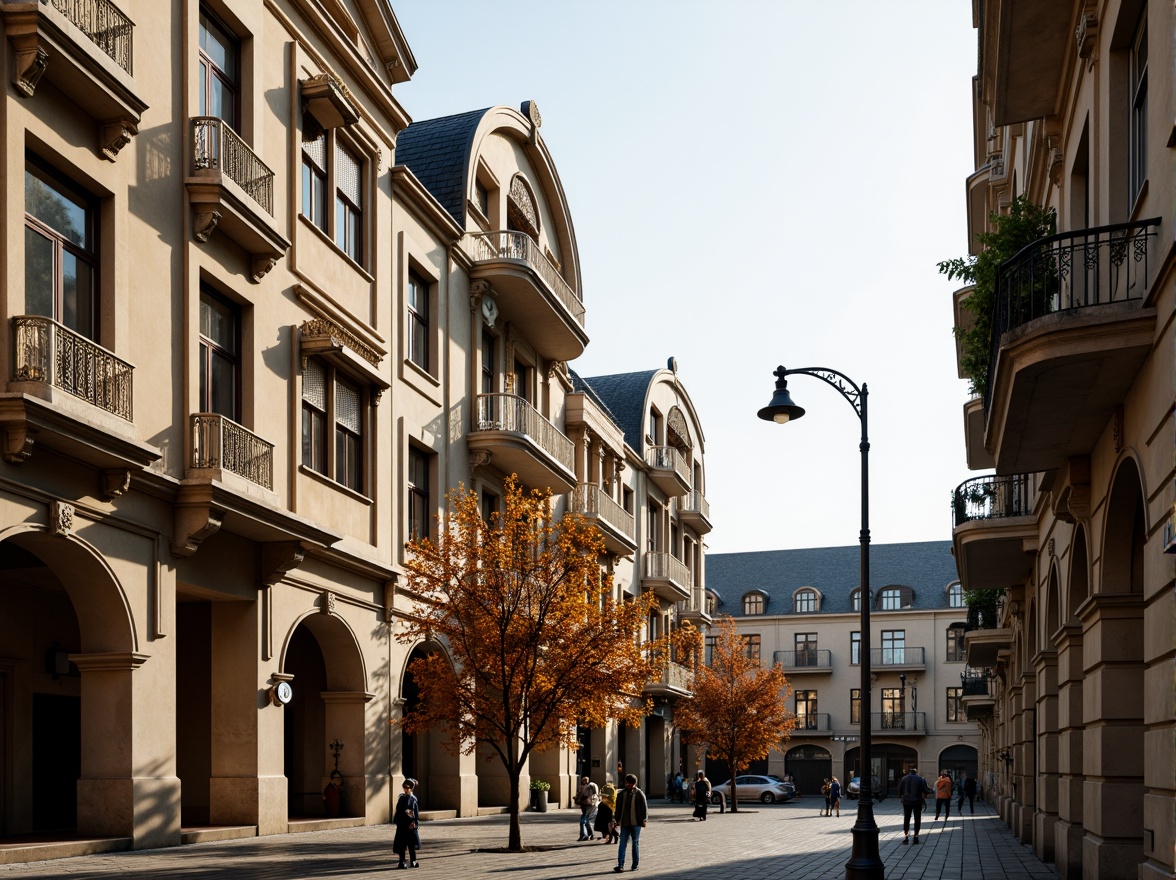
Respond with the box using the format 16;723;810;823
172;503;224;557
260;540;305;586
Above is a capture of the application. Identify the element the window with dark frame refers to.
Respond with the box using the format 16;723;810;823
947;624;966;662
301;133;327;230
948;582;965;608
851;589;861;612
408;272;430;371
881;629;906;665
946;687;964;723
704;635;716;667
879;587;901;610
407;446;430;540
743;592;764;615
742;634;761;662
796;690;818;730
301;356;365;493
850;630;861;665
199;289;240;419
301;357;327;473
1129;7;1148;206
850;688;861;724
335;143;362;261
795;632;817;667
881;687;905;728
795;589;817;613
25;159;98;340
198;9;238;127
334;376;361;492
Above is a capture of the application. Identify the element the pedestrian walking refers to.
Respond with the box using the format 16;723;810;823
613;773;647;873
828;777;841;817
897;766;932;845
959;770;977;814
820;778;831;816
392;778;420;869
934;770;953;820
595;778;617;843
576;775;599;840
691;770;711;821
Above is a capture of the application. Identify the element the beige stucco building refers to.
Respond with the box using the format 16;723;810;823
947;3;1174;880
0;0;712;862
706;542;982;798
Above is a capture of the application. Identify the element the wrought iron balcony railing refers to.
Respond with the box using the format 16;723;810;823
459;231;585;326
474;393;575;473
961;673;990;697
773;649;832;670
985;217;1161;412
571;484;635;540
190;413;273;490
871;712;925;732
869;647;925;666
12;316;133;419
646;445;690;484
952;473;1032;528
792;713;830;731
50;0;134;74
191;117;275;214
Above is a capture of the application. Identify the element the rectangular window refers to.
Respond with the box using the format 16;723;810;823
946;687;964;723
408;446;430;540
796;690;817;730
882;687;905;729
795;633;817;667
475;179;489;217
198;9;238;127
199;289;239;419
742;634;761;663
481;330;495;394
1129;8;1148;205
301;133;327;230
335;143;362;261
948;583;964;608
880;587;901;610
513;358;532;404
302;356;366;492
850;631;861;665
946;626;966;662
25;160;98;340
704;635;716;667
850;688;860;725
408;272;430;371
794;590;816;613
480;489;498;525
647;502;660;553
881;629;906;665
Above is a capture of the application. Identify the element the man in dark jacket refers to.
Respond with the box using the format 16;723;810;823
897;766;933;844
613;774;648;873
959;770;977;814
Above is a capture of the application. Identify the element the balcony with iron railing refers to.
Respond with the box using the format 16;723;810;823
645;445;690;498
571;484;636;555
952;473;1036;596
772;649;832;673
868;647;925;671
870;712;926;735
790;713;831;734
983;218;1161;474
190;413;274;490
468;393;576;494
185;117;290;281
678;488;712;533
12;315;132;419
460;230;587;360
961;671;995;720
642;552;691;603
2;0;147;159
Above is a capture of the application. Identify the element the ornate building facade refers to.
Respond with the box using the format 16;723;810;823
947;3;1174;879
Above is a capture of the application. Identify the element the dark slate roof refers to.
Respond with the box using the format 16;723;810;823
706;541;959;616
575;370;659;453
395;108;490;224
568;369;622;426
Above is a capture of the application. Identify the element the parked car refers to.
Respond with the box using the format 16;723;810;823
711;775;794;804
846;776;884;801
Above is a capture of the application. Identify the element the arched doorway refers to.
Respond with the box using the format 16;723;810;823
785;744;831;798
938;744;978;794
282;611;368;819
400;644;461;811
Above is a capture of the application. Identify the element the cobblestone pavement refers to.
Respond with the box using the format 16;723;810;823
0;797;1056;880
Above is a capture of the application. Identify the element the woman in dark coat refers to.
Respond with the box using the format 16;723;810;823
692;771;711;820
393;778;421;869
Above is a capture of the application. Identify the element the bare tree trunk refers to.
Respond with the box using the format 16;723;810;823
507;769;522;851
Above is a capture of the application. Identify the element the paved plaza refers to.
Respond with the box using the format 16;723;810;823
0;797;1055;880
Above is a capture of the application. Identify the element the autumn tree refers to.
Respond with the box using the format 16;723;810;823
398;478;669;851
675;615;795;812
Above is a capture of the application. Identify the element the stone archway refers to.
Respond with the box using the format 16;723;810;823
281;610;370;819
399;643;461;811
784;744;831;799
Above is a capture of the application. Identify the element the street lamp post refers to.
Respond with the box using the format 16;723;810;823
758;365;883;880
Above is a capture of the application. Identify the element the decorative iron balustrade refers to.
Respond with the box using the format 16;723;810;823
681;489;709;519
985;217;1161;412
792;713;831;731
191;117;275;214
12;316;133;419
772;649;832;669
644;552;691;588
190;413;273;489
871;712;925;732
961;673;990;697
645;445;690;485
571;484;635;540
460;231;585;325
952;473;1032;528
869;646;925;666
473;393;575;473
50;0;134;74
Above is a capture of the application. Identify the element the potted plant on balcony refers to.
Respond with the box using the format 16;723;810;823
938;196;1056;400
964;588;1004;630
528;779;550;812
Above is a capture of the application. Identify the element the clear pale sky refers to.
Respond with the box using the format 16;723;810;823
393;1;979;554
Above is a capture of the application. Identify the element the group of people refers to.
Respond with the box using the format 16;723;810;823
576;775;648;872
898;767;979;845
820;776;842;816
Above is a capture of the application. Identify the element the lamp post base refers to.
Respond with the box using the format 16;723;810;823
844;800;884;880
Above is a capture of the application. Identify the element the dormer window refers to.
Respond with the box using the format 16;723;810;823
742;592;766;615
876;585;915;611
947;582;964;608
794;588;819;613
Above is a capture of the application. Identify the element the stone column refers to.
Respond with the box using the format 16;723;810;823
1033;648;1059;862
1054;622;1085;880
321;691;375;820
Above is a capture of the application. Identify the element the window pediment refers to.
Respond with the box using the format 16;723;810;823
299;316;387;393
301;73;360;136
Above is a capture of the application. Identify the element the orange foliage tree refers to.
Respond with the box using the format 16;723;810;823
398;478;670;850
675;615;795;812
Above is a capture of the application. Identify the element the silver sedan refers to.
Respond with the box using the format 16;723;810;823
711;775;795;804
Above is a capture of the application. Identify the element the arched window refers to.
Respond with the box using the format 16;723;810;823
794;588;819;613
851;589;862;612
947;582;964;608
742;592;765;615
